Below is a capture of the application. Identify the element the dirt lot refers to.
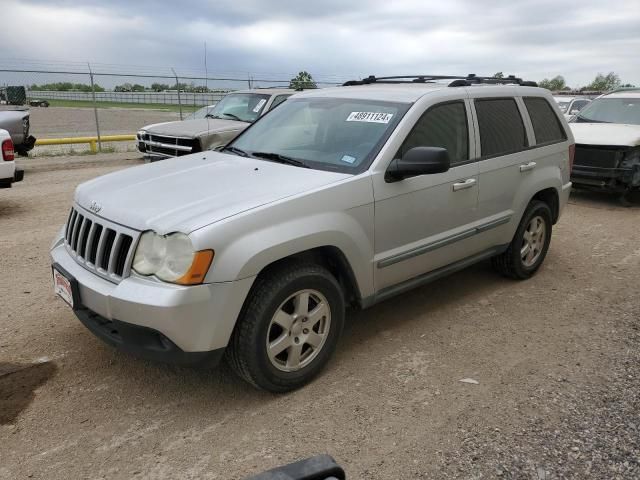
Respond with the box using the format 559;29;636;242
0;156;639;479
26;106;180;138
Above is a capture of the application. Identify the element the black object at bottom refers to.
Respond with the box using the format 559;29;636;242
14;168;24;182
74;308;224;367
245;455;345;480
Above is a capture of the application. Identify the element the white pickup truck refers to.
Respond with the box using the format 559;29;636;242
0;128;24;188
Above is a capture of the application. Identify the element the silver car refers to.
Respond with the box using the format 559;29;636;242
0;109;36;155
51;75;573;392
136;88;294;161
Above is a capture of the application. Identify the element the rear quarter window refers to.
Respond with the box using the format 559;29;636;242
524;97;567;145
475;98;527;157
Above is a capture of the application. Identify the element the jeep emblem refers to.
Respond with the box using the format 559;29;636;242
89;201;102;214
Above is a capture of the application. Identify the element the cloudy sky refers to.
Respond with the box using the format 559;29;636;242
2;0;639;88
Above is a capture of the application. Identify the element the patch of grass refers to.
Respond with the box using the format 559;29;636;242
45;99;198;113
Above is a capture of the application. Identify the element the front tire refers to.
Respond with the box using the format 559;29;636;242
225;262;345;392
492;200;553;279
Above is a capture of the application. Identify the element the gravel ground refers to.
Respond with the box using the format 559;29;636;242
0;158;639;479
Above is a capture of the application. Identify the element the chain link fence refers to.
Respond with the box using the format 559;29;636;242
0;62;348;156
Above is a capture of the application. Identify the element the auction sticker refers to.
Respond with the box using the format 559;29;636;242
346;112;393;123
253;99;267;112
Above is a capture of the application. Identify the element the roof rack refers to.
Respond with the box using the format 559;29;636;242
342;74;538;88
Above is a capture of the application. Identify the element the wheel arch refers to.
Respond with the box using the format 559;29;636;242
530;187;560;224
248;245;363;309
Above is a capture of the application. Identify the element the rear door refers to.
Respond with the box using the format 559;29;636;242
473;94;567;250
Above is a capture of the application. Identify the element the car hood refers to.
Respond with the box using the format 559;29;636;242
570;123;640;147
74;151;350;233
142;118;248;138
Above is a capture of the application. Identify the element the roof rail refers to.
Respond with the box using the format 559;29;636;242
604;86;640;95
342;74;538;88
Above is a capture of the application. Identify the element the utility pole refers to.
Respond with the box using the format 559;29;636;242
87;62;102;152
172;67;183;120
204;41;208;92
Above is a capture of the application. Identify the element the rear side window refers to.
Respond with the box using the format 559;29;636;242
524;97;567;145
475;98;527;157
399;101;469;164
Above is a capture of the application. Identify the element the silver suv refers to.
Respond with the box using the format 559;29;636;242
51;74;574;392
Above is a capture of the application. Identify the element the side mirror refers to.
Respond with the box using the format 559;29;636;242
570;109;580;115
386;146;450;182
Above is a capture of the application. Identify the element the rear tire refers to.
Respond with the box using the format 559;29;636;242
492;200;552;280
225;262;345;392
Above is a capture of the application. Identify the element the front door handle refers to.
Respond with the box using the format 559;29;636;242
452;178;477;191
520;161;537;172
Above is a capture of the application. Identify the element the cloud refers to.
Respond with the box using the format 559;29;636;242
1;0;638;88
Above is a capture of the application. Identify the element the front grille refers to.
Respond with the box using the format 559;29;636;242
64;206;139;282
574;145;626;169
137;132;199;158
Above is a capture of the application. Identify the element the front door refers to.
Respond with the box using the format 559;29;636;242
372;100;481;292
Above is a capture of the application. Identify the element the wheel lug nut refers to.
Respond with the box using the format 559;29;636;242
294;337;300;343
303;328;309;334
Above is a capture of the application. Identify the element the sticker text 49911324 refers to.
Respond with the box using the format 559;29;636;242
346;112;393;124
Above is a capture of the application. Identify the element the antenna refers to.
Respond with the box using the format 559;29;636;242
204;41;208;92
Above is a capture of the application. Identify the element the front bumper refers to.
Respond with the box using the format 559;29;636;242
50;237;255;359
571;164;640;191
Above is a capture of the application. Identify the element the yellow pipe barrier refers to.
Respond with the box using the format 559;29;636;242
35;135;136;153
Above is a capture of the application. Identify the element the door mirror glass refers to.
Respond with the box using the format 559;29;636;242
386;146;450;182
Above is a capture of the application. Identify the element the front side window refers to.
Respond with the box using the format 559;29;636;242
475;98;527;157
398;101;469;164
575;97;640;125
206;93;271;123
524;97;566;145
269;94;291;110
228;98;409;173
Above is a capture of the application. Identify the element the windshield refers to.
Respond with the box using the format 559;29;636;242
575;97;640;125
228;97;410;174
554;98;572;113
204;93;271;123
185;105;215;120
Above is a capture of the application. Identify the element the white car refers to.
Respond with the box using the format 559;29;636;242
0;128;24;188
553;96;592;119
570;89;640;198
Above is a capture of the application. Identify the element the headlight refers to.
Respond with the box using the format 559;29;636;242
132;231;213;285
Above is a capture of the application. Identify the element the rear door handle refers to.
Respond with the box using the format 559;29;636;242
520;161;537;172
452;178;477;191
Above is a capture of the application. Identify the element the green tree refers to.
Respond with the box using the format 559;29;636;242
131;84;145;92
151;83;170;92
289;71;317;90
586;72;620;91
538;75;566;91
493;72;504;79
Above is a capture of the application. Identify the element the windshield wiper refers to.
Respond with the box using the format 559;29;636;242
251;151;310;168
220;112;248;122
576;115;610;124
222;146;250;157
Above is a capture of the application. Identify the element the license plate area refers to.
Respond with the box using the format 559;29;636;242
52;264;80;309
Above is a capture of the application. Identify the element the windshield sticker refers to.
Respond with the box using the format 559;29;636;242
346;112;393;124
253;99;267;113
341;155;356;164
